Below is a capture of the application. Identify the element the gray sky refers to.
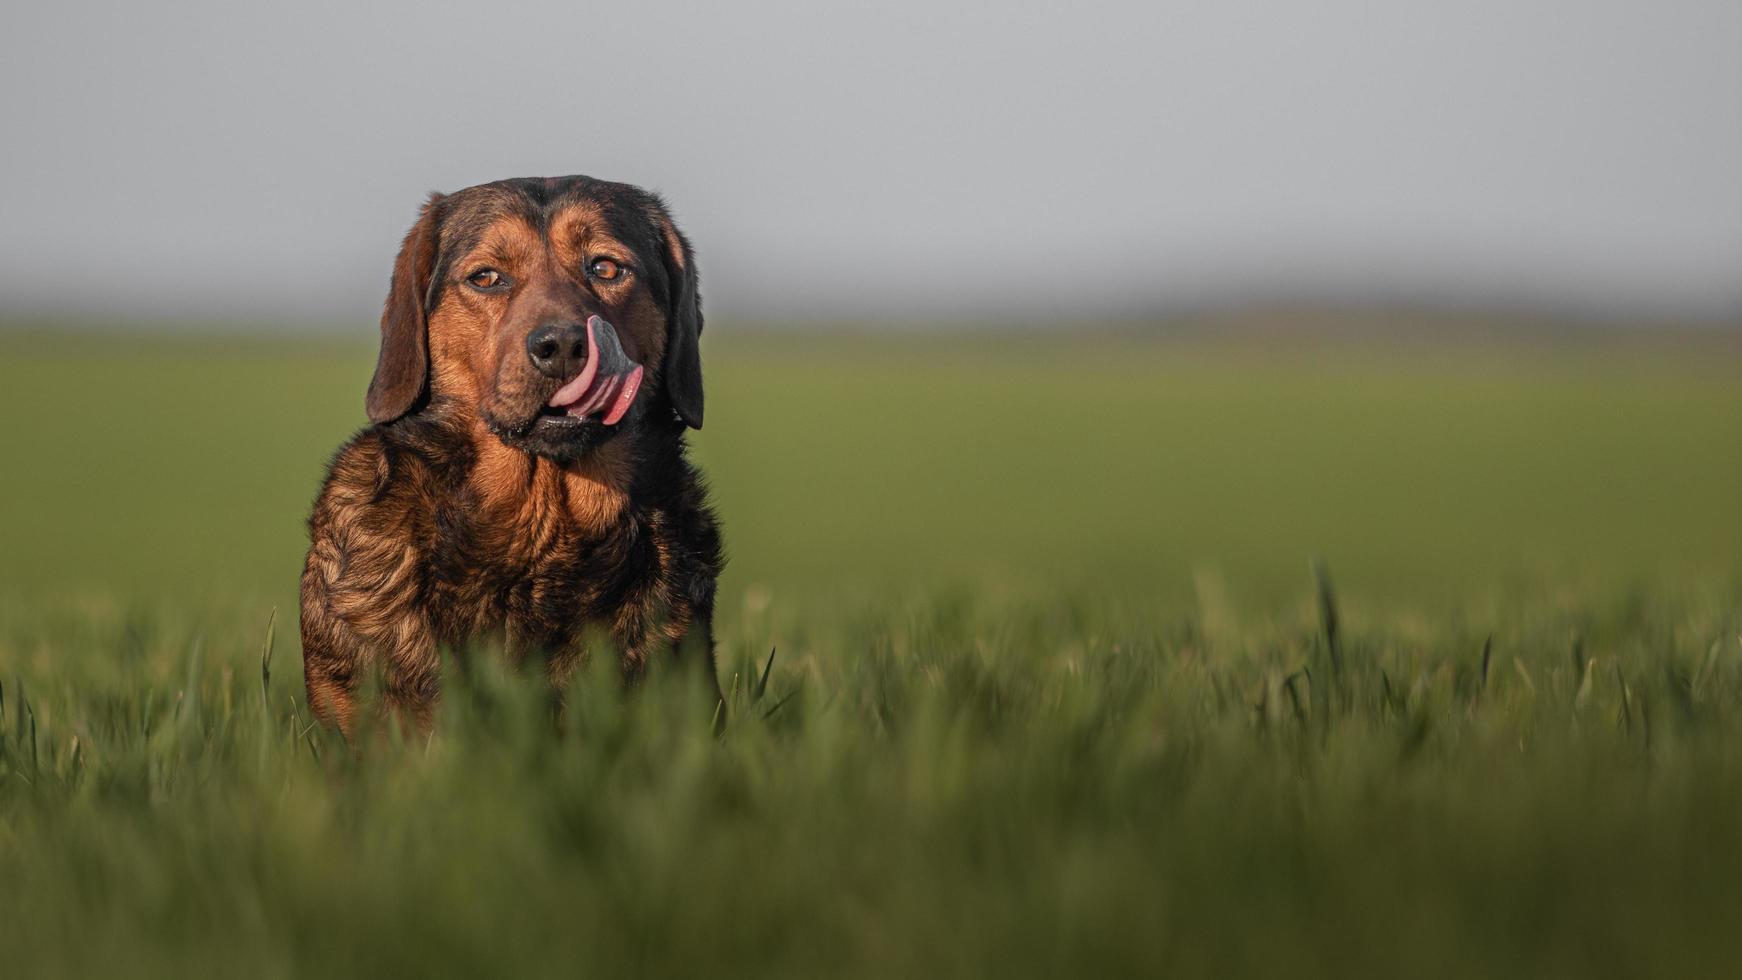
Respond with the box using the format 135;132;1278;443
2;0;1738;326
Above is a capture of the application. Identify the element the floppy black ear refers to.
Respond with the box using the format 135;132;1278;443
365;194;444;424
655;210;704;430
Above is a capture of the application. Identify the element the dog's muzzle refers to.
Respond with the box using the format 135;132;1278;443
539;315;645;427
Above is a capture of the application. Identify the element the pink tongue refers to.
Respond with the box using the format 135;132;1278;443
601;365;644;426
545;319;601;408
574;374;619;417
544;319;644;425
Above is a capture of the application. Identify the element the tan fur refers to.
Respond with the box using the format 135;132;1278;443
302;177;721;740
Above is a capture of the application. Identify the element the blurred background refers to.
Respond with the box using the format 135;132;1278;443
3;0;1737;326
0;0;1738;613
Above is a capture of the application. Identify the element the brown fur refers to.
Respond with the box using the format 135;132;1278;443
301;176;721;740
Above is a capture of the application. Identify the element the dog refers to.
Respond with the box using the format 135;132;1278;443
300;176;723;737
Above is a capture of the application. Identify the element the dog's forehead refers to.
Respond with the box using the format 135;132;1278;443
440;177;655;250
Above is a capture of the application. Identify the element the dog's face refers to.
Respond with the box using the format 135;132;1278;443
365;176;703;461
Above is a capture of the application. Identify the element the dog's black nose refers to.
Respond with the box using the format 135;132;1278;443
526;322;588;379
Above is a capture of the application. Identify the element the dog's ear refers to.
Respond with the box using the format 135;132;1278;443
654;208;704;430
366;194;444;424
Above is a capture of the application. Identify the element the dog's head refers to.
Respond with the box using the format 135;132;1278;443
365;176;703;461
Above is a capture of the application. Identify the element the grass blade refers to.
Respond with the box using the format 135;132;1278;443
754;645;778;703
260;607;277;711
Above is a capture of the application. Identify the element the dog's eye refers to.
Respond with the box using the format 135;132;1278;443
587;258;626;282
467;269;506;290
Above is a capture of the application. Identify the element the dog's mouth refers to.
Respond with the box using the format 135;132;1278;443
537;315;645;428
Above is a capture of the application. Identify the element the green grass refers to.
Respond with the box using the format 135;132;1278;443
1;325;1740;977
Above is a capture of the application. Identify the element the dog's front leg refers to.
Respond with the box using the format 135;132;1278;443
301;511;438;741
673;614;722;703
674;615;726;733
301;594;437;741
615;605;724;727
378;625;440;739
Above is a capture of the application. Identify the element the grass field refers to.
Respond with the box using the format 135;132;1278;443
2;324;1740;977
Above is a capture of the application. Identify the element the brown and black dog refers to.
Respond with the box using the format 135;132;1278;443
300;176;723;738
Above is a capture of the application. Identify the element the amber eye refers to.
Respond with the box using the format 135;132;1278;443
587;258;625;282
466;269;505;290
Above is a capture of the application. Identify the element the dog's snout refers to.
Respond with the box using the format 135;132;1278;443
526;322;588;380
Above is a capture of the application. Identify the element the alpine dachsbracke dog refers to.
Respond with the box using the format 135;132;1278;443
300;176;723;738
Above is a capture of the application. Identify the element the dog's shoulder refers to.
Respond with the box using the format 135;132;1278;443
303;417;479;613
632;429;726;588
626;428;716;523
310;416;472;528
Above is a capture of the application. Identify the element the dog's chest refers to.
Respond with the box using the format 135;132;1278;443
421;491;664;646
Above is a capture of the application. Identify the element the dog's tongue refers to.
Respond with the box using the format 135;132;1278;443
546;315;643;425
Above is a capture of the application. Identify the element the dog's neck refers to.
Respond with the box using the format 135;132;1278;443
466;419;639;532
